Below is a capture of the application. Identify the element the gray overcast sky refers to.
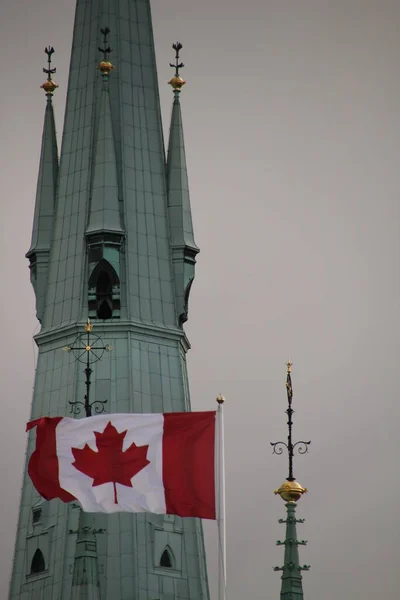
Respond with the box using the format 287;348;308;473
1;0;399;598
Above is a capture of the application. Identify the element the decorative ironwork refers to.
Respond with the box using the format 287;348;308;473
69;526;106;535
41;46;58;95
64;319;113;417
98;27;112;61
168;42;186;92
273;563;310;572
270;361;311;481
276;538;307;546
170;42;184;77
98;27;114;76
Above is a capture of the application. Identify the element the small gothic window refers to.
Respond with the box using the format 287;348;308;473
30;549;45;574
88;258;120;320
160;549;173;568
32;508;42;524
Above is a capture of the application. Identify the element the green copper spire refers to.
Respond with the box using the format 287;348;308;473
10;2;210;599
166;42;199;326
70;511;101;600
26;47;59;322
272;363;311;599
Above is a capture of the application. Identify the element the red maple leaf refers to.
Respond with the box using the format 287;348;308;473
71;421;150;504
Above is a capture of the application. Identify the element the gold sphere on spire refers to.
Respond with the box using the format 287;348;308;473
216;393;225;404
98;60;114;76
41;79;58;95
168;75;186;91
274;480;307;503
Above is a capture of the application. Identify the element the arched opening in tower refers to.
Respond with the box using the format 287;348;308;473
160;548;173;568
30;549;45;574
88;257;120;320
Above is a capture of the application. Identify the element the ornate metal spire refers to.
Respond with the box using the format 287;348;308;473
271;360;310;490
271;363;311;600
97;27;114;78
41;46;58;96
64;319;113;417
169;42;186;93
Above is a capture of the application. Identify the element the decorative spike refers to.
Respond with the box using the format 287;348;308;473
169;41;186;92
41;46;58;95
97;27;114;77
166;47;199;326
270;364;311;599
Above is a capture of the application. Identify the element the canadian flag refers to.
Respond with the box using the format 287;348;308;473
27;411;216;519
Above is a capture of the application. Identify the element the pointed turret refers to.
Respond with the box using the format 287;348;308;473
70;511;101;600
166;43;199;326
86;29;123;237
271;363;311;599
86;29;123;320
26;47;59;322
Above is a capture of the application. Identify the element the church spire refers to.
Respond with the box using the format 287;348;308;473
86;28;122;237
166;43;199;326
271;363;311;599
26;47;59;322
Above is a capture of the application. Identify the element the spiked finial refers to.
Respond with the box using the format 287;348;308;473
169;42;186;93
98;27;114;77
270;362;311;495
41;46;58;96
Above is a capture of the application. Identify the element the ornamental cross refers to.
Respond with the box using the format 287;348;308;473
98;27;112;61
64;320;113;417
43;46;56;79
169;41;184;77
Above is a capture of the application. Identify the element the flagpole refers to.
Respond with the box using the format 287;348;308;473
216;394;226;600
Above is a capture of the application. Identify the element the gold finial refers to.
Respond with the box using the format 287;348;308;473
169;42;186;92
98;60;114;76
286;360;293;373
97;27;114;77
274;480;308;503
41;46;58;96
84;319;93;332
168;75;186;91
216;393;225;404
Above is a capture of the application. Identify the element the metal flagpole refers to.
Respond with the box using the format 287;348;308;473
216;394;226;600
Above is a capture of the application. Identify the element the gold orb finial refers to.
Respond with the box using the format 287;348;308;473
41;46;58;96
98;60;114;76
274;480;308;503
98;27;114;77
169;42;185;93
286;360;293;373
168;75;186;92
41;79;59;95
216;393;225;404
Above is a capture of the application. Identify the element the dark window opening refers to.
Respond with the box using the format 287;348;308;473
32;509;42;524
88;258;120;320
96;270;113;319
30;549;45;574
160;549;173;568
